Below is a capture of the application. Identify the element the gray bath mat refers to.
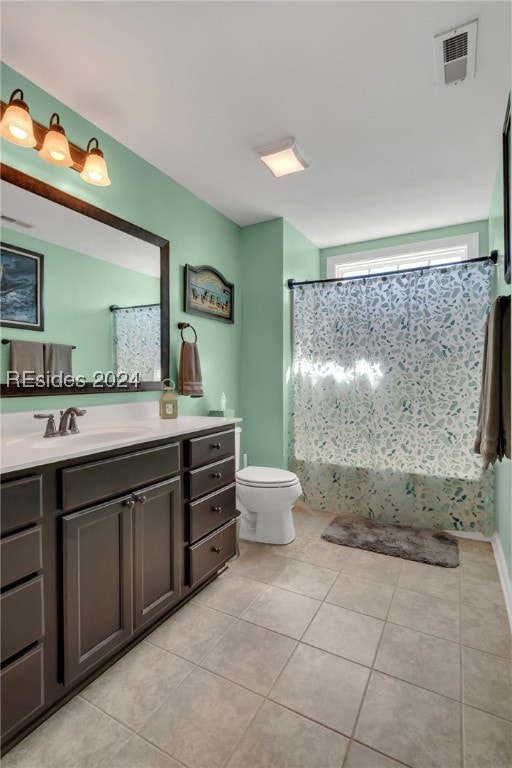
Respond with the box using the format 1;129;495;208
321;515;459;567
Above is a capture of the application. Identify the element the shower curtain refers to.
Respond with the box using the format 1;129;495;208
290;262;494;534
112;304;161;381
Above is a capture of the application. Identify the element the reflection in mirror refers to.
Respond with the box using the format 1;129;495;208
0;166;169;396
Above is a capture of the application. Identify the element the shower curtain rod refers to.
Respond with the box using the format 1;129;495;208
287;251;498;289
109;302;160;311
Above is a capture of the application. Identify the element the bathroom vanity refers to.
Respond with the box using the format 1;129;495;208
0;413;240;754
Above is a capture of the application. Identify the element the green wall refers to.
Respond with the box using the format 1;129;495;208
489;159;512;579
1;228;159;382
0;63;241;415
239;219;319;469
321;220;489;271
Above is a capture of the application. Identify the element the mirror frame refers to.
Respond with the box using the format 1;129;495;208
0;163;170;397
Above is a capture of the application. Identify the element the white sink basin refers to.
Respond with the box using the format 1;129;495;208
5;425;155;450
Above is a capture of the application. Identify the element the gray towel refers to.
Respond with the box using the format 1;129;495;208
178;341;204;397
9;340;44;377
474;296;511;468
44;343;73;376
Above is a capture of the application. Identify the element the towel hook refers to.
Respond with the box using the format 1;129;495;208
178;322;197;343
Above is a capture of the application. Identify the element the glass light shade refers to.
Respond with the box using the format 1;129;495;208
258;138;309;178
0;103;36;147
80;148;111;186
39;127;73;166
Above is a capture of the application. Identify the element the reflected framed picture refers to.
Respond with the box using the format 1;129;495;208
184;264;234;323
504;96;511;284
0;243;44;330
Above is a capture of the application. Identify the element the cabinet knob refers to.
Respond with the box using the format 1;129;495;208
211;443;221;450
211;546;221;554
123;499;135;510
134;495;147;504
212;506;222;514
212;472;222;479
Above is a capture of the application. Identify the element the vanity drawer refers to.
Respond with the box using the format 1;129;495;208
0;476;43;535
1;645;44;739
187;430;235;468
61;443;180;511
0;576;44;662
188;518;237;586
188;483;236;543
0;527;42;589
187;457;235;501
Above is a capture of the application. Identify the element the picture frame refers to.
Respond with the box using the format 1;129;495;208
0;242;44;330
184;264;234;323
503;95;511;285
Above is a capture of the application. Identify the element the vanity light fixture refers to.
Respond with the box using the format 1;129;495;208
38;113;73;166
0;89;112;186
257;137;309;178
79;138;111;186
0;89;37;147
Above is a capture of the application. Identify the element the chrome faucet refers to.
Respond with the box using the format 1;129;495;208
34;407;87;437
58;407;87;435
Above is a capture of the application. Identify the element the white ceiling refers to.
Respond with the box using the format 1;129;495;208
1;1;511;249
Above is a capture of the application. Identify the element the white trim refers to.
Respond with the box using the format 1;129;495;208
326;233;480;278
492;533;512;633
444;529;491;541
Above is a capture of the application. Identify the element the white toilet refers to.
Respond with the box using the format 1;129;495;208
235;429;302;545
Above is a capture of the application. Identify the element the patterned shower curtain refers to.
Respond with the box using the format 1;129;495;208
290;262;494;534
112;304;161;381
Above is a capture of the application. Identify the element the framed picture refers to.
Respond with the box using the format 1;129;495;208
503;95;511;284
0;243;44;330
184;264;234;323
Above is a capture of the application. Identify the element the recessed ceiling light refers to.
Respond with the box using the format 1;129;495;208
257;137;309;177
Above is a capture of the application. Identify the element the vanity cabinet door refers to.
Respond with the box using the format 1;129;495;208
133;477;182;630
62;498;133;686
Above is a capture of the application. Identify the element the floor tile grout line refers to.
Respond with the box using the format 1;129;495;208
348;737;414;768
459;557;465;768
340;556;403;767
219;696;267;768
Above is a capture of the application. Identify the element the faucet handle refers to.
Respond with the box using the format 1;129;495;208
34;413;57;438
69;408;87;433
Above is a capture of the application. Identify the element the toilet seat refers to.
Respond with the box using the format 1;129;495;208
236;466;299;489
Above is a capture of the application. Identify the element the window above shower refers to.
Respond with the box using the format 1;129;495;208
326;233;480;279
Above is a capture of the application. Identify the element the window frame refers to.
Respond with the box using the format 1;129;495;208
325;233;480;279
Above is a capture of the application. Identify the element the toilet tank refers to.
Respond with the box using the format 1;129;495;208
235;427;241;471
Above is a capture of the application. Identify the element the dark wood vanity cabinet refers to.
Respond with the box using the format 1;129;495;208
0;423;237;754
0;476;45;743
185;429;237;587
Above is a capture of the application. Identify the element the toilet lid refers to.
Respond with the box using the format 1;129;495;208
236;466;299;488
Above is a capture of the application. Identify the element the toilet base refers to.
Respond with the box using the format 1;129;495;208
239;506;295;545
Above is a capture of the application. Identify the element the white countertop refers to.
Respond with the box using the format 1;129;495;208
1;403;242;474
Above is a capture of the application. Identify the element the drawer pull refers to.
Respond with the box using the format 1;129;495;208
212;506;222;514
211;546;222;554
134;495;147;505
212;472;222;479
212;443;222;450
123;499;135;509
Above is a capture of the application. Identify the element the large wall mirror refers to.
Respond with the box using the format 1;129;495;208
0;164;169;397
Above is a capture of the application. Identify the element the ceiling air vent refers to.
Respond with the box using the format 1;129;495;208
434;20;477;87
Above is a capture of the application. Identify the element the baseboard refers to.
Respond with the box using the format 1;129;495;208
443;529;492;541
491;533;512;633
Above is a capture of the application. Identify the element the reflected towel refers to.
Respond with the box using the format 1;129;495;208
178;341;204;397
474;296;511;468
9;340;44;378
44;343;73;376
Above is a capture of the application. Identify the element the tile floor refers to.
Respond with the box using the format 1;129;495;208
3;507;512;768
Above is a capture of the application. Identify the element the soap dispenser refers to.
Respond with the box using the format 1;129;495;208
159;379;178;419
